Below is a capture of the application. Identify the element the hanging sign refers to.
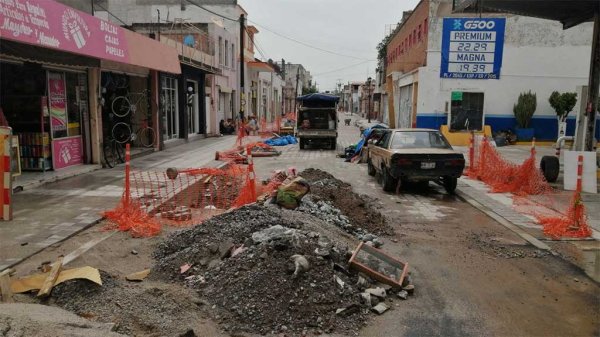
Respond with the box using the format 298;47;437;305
440;18;506;79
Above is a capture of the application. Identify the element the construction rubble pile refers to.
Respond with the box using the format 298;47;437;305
2;169;412;337
299;169;393;237
150;169;412;335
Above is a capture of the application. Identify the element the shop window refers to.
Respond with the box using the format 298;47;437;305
218;37;223;66
231;44;235;69
450;92;484;132
225;40;229;67
161;76;178;140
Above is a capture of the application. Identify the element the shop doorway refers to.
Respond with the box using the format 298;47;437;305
450;92;484;131
0;61;91;172
186;80;199;135
161;76;179;141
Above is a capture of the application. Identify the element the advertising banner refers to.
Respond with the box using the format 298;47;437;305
0;0;129;62
47;72;67;137
440;18;506;79
52;136;83;169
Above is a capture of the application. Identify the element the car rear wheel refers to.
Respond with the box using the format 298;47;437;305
367;160;376;176
299;139;305;150
382;167;398;192
443;176;458;194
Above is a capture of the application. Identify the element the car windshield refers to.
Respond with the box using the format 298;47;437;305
390;131;451;149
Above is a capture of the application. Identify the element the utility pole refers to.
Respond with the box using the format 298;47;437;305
281;59;285;116
239;14;246;122
294;67;300;112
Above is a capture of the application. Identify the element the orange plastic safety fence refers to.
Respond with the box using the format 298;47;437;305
468;136;591;239
469;137;551;196
103;162;259;237
103;199;161;238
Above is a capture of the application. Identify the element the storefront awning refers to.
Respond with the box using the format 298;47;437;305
248;61;275;72
0;0;180;74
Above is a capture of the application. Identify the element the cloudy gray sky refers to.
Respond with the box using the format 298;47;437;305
238;0;419;92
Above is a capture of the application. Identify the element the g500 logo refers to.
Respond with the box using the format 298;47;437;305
464;20;496;30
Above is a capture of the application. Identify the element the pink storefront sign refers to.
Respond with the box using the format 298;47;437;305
0;0;129;62
52;136;83;170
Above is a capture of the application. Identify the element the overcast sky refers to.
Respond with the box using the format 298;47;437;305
237;0;419;92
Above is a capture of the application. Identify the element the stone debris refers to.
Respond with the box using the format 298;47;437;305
372;302;389;315
397;290;408;300
291;254;310;278
365;287;387;299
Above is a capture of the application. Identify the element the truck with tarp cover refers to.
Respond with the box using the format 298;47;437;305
296;93;339;150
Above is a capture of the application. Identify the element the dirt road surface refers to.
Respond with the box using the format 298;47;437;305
4;116;599;337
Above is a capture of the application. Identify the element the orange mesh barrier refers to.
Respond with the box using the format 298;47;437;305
467;136;591;239
258;117;281;138
103;143;265;237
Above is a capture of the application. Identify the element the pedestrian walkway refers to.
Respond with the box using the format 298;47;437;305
0;136;237;271
453;144;600;281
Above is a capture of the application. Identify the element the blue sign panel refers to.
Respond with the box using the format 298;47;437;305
440;18;506;79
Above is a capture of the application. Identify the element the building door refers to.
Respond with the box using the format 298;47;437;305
161;77;178;140
187;80;199;134
398;84;413;128
450;92;484;131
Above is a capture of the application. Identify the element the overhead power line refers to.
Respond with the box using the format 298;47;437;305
247;19;375;61
184;0;238;22
93;2;128;26
312;60;374;76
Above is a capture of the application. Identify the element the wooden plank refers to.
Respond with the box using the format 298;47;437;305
62;232;115;266
37;256;63;297
0;270;13;303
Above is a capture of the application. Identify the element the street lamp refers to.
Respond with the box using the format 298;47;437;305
366;77;372;123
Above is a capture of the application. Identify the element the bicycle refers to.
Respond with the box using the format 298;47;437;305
112;117;156;148
103;136;124;168
111;89;150;118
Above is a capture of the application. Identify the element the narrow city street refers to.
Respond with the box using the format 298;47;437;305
0;116;596;337
1;0;599;336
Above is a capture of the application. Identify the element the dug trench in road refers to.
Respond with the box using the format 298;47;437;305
251;113;600;337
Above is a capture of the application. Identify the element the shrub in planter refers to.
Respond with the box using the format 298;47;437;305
549;91;577;138
513;91;537;141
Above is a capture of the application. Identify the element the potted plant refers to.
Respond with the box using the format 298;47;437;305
548;91;577;139
513;91;537;141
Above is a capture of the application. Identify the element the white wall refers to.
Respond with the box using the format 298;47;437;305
419;2;594;121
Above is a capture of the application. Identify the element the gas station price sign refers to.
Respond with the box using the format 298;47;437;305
441;18;506;79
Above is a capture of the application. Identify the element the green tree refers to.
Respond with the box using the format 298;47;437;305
302;86;318;95
548;91;577;123
513;91;537;128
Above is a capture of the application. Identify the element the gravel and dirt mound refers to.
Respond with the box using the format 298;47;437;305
34;271;211;336
0;303;126;337
152;204;371;335
299;168;392;236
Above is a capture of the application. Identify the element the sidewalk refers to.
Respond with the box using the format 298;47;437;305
453;144;600;281
0;136;237;271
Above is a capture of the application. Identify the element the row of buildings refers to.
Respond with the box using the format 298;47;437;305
363;0;598;141
0;0;314;178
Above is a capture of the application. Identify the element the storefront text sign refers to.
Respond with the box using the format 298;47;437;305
48;72;67;136
52;136;83;169
440;18;506;79
0;0;129;62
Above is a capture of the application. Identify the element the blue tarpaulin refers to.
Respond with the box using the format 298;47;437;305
264;135;298;146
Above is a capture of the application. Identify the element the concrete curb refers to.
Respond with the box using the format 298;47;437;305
2;159;232;272
455;188;557;255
